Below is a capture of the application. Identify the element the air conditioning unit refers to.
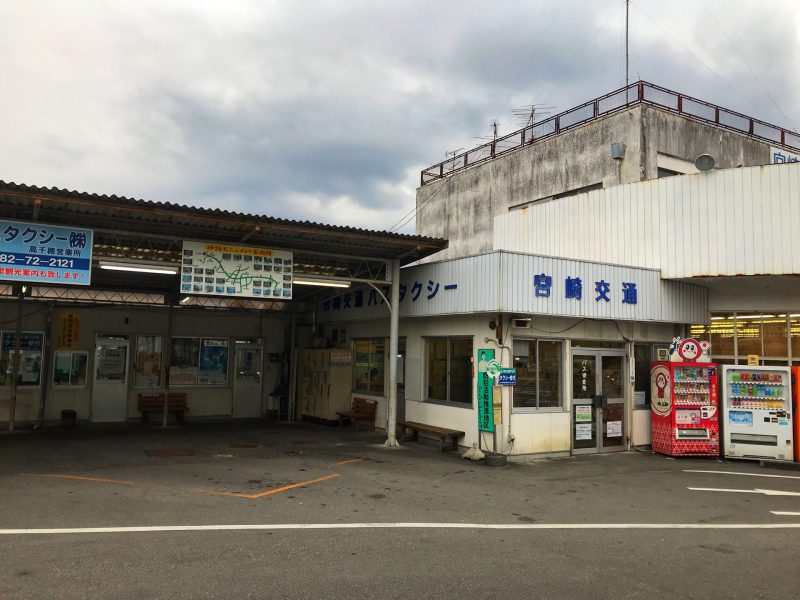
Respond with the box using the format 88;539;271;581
511;317;531;329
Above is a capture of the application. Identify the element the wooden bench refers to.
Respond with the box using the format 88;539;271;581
337;397;377;432
399;421;465;452
137;392;189;424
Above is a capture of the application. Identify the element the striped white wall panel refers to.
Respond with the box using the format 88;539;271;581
494;163;800;279
318;252;707;324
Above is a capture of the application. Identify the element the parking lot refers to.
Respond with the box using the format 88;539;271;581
1;422;799;599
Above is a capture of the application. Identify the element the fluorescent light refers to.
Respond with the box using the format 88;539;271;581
179;296;191;304
293;277;351;288
99;260;178;275
736;314;773;319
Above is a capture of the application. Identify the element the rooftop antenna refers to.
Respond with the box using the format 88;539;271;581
512;104;556;128
625;0;630;86
446;148;464;170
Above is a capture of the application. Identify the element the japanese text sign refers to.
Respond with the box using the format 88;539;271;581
477;349;495;432
0;220;93;286
498;368;517;386
181;241;293;299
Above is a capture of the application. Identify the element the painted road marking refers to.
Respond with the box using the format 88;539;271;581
688;487;800;497
39;474;135;485
2;523;800;536
771;511;800;516
205;473;341;499
334;458;365;467
684;469;800;481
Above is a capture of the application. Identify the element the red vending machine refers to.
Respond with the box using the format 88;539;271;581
650;338;719;456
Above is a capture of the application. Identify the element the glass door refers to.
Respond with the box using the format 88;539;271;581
91;336;129;422
572;352;597;453
571;350;627;454
600;354;625;450
232;343;263;418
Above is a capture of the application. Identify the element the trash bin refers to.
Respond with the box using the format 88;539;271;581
61;409;77;427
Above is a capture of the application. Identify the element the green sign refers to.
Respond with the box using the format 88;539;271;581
477;348;495;432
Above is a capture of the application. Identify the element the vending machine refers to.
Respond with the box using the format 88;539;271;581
650;361;720;457
722;365;793;461
792;367;800;463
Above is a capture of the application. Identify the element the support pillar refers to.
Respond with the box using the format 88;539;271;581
161;301;175;428
384;259;401;447
7;290;24;432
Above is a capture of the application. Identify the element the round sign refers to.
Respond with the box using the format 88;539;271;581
650;365;671;417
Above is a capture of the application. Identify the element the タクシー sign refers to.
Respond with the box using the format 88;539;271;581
0;220;93;286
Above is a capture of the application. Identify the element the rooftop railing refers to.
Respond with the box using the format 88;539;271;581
420;81;800;186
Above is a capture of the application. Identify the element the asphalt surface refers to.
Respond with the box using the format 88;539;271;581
0;422;798;599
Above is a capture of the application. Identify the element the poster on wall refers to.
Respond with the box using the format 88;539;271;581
181;241;292;299
0;220;93;286
606;420;622;438
575;423;592;441
477;348;495;433
198;339;228;385
58;313;80;350
575;405;592;422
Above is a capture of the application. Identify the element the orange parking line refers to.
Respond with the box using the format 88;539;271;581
41;474;135;486
334;458;365;467
206;473;341;499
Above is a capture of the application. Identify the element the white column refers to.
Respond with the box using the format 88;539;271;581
385;259;401;447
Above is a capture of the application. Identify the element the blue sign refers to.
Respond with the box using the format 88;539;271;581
0;220;93;286
498;368;517;386
728;410;753;427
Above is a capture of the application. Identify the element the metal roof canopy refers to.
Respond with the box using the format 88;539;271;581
0;181;448;303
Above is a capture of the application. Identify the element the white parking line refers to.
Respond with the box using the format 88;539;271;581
2;522;800;535
684;470;800;481
771;512;800;516
688;487;800;496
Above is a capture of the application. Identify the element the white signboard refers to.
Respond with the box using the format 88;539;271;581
575;423;592;441
771;147;800;164
606;420;622;438
181;241;293;299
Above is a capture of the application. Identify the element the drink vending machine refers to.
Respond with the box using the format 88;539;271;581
722;365;793;461
651;353;720;456
792;367;800;463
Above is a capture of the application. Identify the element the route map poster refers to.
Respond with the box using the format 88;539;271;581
181;241;293;299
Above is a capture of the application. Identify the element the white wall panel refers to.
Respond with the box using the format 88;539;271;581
494;163;800;279
319;252;707;324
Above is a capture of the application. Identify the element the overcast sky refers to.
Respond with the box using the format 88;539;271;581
2;0;799;233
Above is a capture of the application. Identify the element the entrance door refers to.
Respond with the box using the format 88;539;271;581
91;336;129;422
232;343;263;418
571;350;626;454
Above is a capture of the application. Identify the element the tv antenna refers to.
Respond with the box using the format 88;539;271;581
512;104;556;128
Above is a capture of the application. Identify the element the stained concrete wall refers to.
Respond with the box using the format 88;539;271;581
641;106;771;179
417;104;774;263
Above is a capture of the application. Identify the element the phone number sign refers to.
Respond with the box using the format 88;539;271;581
0;220;93;286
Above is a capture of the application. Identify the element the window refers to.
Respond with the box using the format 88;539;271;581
1;331;44;387
426;337;473;405
169;337;229;386
513;339;563;409
134;335;163;388
53;351;88;388
353;339;385;394
633;343;669;409
692;313;796;366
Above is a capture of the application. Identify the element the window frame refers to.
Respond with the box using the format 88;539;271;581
168;336;229;387
512;337;564;412
52;350;89;389
352;338;386;396
0;330;45;388
133;334;164;389
424;336;473;408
